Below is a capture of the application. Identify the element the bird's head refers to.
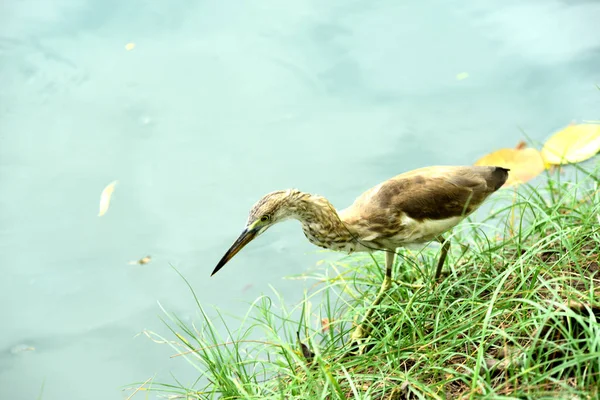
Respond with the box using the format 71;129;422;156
211;189;299;276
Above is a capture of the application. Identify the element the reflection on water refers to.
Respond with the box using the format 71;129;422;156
1;0;599;398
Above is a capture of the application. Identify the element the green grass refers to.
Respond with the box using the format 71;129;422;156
128;165;600;399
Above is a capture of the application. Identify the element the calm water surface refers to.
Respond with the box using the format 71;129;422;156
1;0;599;398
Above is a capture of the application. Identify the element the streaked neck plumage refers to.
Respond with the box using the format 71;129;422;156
284;191;359;252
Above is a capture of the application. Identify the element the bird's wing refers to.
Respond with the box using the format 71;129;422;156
340;166;507;241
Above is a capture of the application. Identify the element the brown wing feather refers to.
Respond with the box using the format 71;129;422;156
340;166;508;237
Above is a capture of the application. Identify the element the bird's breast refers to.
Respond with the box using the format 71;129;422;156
301;223;362;253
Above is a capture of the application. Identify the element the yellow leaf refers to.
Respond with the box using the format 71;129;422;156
128;255;151;265
456;72;469;80
474;145;545;187
125;42;135;51
98;180;118;216
541;123;600;165
138;255;151;264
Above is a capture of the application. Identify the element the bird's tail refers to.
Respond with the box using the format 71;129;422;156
491;166;510;190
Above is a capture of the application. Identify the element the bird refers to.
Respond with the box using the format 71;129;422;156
211;165;509;344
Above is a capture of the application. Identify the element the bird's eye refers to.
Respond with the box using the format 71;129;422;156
260;215;270;222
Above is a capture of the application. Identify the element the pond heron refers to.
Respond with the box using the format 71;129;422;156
211;165;509;345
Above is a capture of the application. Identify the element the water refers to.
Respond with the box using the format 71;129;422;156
1;0;599;398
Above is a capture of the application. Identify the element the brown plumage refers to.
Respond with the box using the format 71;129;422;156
212;165;508;276
211;165;508;343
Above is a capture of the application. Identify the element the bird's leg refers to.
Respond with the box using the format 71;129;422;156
350;251;396;344
382;250;395;291
434;236;451;280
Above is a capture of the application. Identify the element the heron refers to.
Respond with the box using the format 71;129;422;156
211;165;509;345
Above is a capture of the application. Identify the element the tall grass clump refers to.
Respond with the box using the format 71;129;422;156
129;165;600;399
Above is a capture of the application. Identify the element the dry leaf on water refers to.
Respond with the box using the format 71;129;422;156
541;123;600;165
10;344;35;354
98;180;118;216
474;143;545;187
129;255;151;265
241;283;254;293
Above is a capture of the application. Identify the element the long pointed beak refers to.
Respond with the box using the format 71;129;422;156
211;228;258;276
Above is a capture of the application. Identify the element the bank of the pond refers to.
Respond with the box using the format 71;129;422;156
132;168;600;399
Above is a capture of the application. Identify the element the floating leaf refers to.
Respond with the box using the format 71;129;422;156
241;283;254;293
138;255;151;264
456;72;469;80
474;144;545;187
125;42;135;51
98;180;118;216
541;123;600;165
129;255;151;265
10;344;35;354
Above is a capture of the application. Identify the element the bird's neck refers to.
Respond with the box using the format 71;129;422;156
286;192;356;252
